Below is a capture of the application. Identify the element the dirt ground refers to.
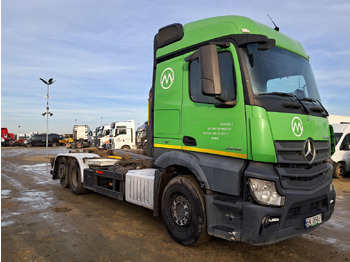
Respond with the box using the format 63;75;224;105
1;147;350;262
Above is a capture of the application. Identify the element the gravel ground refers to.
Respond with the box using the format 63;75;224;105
1;147;350;262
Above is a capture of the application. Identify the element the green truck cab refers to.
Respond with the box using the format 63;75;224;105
148;16;335;245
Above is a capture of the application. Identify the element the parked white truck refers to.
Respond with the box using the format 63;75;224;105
332;123;350;178
95;120;136;150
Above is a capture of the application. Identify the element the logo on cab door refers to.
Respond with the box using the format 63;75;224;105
160;68;174;89
291;117;303;137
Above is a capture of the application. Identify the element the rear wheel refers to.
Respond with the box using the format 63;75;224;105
161;175;210;246
57;158;69;188
121;145;131;150
69;160;88;195
334;162;346;178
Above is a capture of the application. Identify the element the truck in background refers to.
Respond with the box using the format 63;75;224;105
51;16;335;246
94;123;114;149
332;123;350;178
66;125;93;148
1;128;15;146
95;120;136;150
136;121;148;150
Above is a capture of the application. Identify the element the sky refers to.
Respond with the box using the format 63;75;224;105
2;0;350;135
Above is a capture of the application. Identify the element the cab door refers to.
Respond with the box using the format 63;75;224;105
181;43;247;160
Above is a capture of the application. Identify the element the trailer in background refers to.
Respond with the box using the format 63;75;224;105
66;125;93;148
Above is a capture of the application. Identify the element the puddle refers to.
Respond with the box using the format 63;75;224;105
1;221;15;227
17;191;53;202
1;189;12;198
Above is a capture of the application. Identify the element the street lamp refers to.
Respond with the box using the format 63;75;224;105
40;78;55;158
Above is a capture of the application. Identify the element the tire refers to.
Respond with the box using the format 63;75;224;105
334;162;346;179
121;145;131;150
58;158;69;188
69;160;88;195
161;175;210;246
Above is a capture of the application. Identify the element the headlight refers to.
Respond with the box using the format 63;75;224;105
249;178;285;206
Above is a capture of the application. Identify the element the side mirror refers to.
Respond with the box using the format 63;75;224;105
199;44;222;96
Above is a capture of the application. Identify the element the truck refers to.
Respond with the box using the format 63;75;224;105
95;120;137;150
66;125;93;148
1;128;15;146
136;121;148;150
332;123;350;178
94;124;111;148
51;16;335;246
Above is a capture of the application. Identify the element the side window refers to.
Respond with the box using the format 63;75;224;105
189;51;236;104
341;134;350;150
117;126;127;135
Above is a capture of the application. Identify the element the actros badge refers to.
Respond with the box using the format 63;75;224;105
160;68;174;89
291;117;303;137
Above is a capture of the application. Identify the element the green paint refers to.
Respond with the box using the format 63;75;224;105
153;16;329;163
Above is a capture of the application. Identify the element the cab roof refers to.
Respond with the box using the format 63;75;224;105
156;15;308;59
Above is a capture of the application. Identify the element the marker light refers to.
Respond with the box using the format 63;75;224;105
249;178;285;206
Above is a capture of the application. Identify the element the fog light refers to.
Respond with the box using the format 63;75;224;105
249;178;285;206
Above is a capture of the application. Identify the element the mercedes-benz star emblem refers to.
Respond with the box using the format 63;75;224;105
303;138;316;163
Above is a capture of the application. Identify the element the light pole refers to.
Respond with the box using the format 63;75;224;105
40;78;55;158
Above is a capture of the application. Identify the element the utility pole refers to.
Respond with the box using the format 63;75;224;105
40;78;55;158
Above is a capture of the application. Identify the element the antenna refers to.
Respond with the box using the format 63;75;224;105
268;14;279;31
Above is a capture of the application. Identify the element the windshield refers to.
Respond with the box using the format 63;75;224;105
243;44;320;101
334;133;343;146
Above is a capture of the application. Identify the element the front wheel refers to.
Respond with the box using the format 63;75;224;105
334;162;346;178
161;175;210;246
69;160;88;195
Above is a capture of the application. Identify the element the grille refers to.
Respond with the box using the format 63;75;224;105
275;140;329;164
274;140;331;189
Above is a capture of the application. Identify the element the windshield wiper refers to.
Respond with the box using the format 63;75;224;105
300;98;329;116
259;92;309;113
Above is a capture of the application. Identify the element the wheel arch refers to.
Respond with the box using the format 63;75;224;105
51;153;99;182
155;151;209;189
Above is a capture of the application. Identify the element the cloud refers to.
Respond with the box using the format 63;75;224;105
2;0;350;134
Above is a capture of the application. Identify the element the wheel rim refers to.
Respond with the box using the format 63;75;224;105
58;164;66;179
71;166;78;187
170;195;191;226
338;166;344;176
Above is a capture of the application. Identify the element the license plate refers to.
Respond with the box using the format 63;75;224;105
305;214;322;228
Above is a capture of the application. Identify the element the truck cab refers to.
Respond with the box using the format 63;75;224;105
332;123;350;178
148;16;335;245
109;120;136;150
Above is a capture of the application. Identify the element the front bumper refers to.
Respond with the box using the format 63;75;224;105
205;161;336;245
